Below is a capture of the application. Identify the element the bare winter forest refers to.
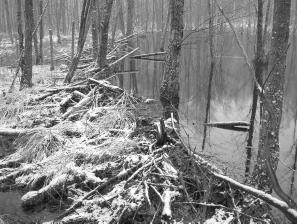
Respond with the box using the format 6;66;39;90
1;0;297;223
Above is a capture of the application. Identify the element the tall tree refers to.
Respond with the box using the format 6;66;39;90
56;0;62;44
126;0;138;93
245;0;265;179
252;0;291;192
97;0;114;71
33;4;39;65
16;0;24;73
202;0;215;151
20;0;34;89
91;0;99;60
39;0;44;64
4;0;13;43
64;0;91;83
160;0;184;120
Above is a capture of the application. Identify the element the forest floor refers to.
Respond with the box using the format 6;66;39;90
0;37;273;224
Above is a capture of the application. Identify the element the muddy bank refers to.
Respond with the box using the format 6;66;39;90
0;191;59;223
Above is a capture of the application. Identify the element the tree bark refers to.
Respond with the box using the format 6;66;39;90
71;21;75;60
160;0;184;120
245;0;264;179
16;0;24;73
91;0;99;60
64;0;92;83
117;0;125;88
33;4;39;65
97;0;114;71
39;0;44;65
252;0;291;192
202;0;215;151
126;0;138;94
20;0;34;90
56;0;61;44
49;29;54;71
4;0;13;43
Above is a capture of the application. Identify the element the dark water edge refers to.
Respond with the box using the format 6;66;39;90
0;191;60;223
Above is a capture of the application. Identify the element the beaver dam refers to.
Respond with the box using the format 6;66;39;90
0;74;295;224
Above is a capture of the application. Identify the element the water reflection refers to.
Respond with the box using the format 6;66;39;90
136;31;297;203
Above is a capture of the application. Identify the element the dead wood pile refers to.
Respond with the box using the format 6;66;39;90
0;80;275;224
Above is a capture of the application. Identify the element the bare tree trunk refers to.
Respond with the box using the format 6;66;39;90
97;0;114;71
117;0;125;35
49;29;54;71
4;0;13;43
252;0;291;192
32;3;39;65
126;0;138;94
39;0;44;64
20;0;34;89
16;0;24;73
47;1;52;29
160;0;184;120
202;0;215;151
245;0;264;179
56;0;61;44
160;5;170;52
64;0;92;83
60;0;66;35
71;21;75;60
117;0;125;89
91;0;99;60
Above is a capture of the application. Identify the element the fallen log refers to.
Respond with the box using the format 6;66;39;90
21;173;75;209
60;91;86;112
131;52;167;59
203;121;250;132
0;128;26;137
62;86;99;120
88;78;123;94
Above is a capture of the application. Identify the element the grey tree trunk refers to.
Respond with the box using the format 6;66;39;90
202;0;215;151
97;0;114;71
252;0;291;192
49;29;54;71
39;0;44;64
64;0;91;83
160;0;184;120
4;0;13;43
71;21;75;60
33;4;39;65
126;0;138;94
20;0;34;89
16;0;24;73
91;0;99;60
56;0;61;44
116;0;125;89
245;0;264;179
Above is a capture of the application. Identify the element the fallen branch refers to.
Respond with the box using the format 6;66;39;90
91;48;139;77
0;128;26;137
46;85;88;93
21;173;75;209
88;78;123;94
55;161;143;220
62;86;98;119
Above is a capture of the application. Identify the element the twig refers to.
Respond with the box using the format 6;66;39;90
125;157;162;184
143;180;151;207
